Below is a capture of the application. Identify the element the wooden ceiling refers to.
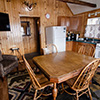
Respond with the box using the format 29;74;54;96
6;0;96;8
6;0;99;15
57;0;96;8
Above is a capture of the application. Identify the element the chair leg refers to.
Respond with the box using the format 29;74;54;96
1;77;5;81
33;90;38;100
61;83;64;94
76;91;79;100
88;88;92;100
29;84;32;92
16;67;19;72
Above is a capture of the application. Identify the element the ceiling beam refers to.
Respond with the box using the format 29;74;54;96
6;0;11;2
57;0;97;8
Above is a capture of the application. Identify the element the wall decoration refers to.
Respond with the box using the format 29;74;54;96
23;0;37;11
45;13;50;19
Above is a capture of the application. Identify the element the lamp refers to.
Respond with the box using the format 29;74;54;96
23;0;37;11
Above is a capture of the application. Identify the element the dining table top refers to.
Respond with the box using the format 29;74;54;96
33;51;95;83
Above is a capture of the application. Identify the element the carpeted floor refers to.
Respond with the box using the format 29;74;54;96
7;70;100;100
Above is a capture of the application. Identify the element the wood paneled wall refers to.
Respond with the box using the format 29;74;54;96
0;0;72;55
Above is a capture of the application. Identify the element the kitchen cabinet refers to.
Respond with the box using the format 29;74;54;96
69;17;82;32
58;16;82;32
66;41;96;52
72;41;78;52
66;41;73;51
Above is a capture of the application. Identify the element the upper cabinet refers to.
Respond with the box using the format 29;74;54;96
58;16;82;32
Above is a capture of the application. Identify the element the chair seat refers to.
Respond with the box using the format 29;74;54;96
66;76;77;87
36;73;53;89
0;60;18;71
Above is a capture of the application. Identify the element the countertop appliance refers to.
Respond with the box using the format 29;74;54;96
95;43;100;58
95;43;100;67
76;34;80;40
71;33;76;40
46;26;66;52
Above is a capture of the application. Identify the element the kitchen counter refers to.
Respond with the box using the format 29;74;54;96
66;39;96;52
66;39;100;45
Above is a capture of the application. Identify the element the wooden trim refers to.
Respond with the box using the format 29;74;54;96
19;14;40;17
57;0;96;8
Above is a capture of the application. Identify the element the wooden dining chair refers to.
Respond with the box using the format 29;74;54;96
78;44;95;57
23;55;53;100
62;58;100;100
43;44;58;55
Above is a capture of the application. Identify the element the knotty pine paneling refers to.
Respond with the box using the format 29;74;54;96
0;0;6;12
0;0;72;55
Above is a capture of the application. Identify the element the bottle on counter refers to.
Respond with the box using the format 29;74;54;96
76;34;80;40
67;31;71;40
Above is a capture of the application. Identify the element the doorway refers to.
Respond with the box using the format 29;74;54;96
20;17;41;58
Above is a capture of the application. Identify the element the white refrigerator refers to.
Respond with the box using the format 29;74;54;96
46;26;66;52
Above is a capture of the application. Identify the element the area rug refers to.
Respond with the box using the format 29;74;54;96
7;70;100;100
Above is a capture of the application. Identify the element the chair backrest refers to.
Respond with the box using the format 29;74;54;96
72;58;100;90
23;55;41;89
43;44;58;55
78;44;95;57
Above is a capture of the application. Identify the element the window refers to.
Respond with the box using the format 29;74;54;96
84;17;100;38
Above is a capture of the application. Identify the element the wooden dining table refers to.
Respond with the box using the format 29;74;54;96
33;51;95;100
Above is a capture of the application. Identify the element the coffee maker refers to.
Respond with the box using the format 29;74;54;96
71;33;76;40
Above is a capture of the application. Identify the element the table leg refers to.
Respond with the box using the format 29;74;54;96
52;83;57;100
